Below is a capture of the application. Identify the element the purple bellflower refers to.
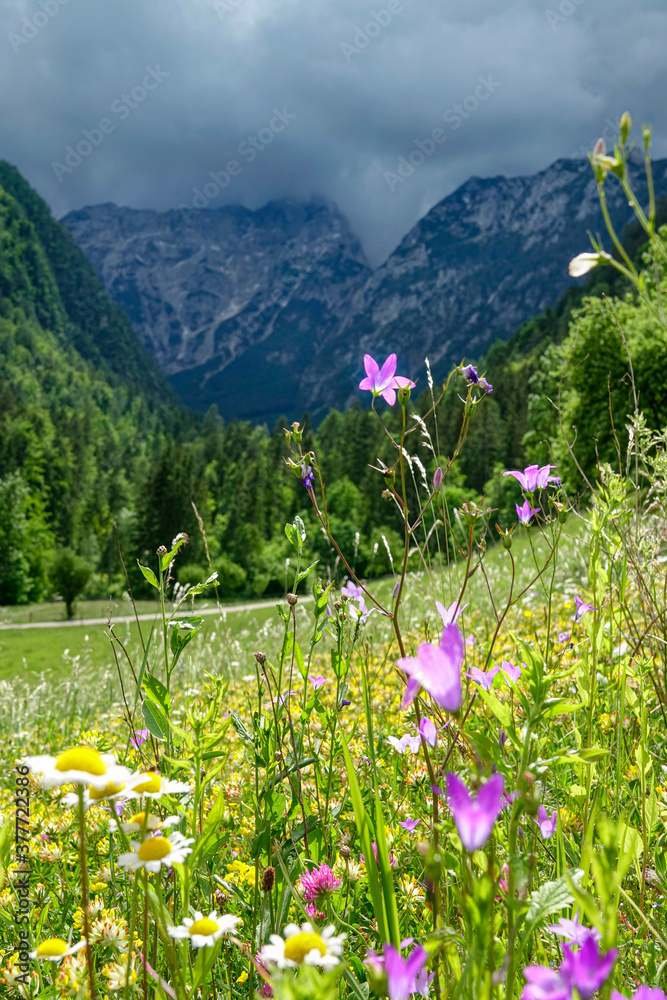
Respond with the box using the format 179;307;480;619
560;937;617;998
517;500;540;525
433;467;443;491
548;914;601;946
299;464;315;489
535;805;557;839
612;990;667;1000
386;733;422;755
558;631;571;643
308;674;327;690
571;596;597;623
418;716;437;747
462;364;479;383
500;659;523;685
131;729;149;750
522;937;616;1000
383;943;429;1000
504;464;559;492
359;354;415;407
467;664;500;690
446;772;505;851
399;817;421;832
398;623;464;711
435;599;468;627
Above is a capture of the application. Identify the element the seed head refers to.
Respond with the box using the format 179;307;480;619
262;867;276;893
157;545;168;556
254;651;267;666
287;593;298;607
215;889;228;910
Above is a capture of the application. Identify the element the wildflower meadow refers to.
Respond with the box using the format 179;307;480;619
1;118;666;1000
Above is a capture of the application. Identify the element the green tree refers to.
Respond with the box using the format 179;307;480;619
49;548;92;619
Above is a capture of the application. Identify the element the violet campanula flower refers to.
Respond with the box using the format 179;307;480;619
517;500;540;525
298;863;342;903
522;937;616;1000
560;937;617;998
520;966;569;1000
359;354;415;407
500;659;523;685
399;817;420;832
308;674;327;690
433;467;443;491
341;581;364;601
445;772;505;851
386;734;422;755
612;989;667;1000
131;729;149;750
504;464;559;492
462;364;479;383
571;596;597;623
397;623;464;711
535;805;557;839
418;717;437;747
548;914;601;946
299;464;315;489
467;664;500;691
558;631;571;643
435;599;468;627
478;376;493;394
383;943;429;1000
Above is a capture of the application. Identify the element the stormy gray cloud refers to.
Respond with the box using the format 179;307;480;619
2;0;666;264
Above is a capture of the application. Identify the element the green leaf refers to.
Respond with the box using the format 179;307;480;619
185;572;220;597
295;559;319;586
520;870;583;945
141;700;168;742
193;788;228;865
143;673;170;713
160;536;188;572
339;728;388;944
137;561;159;589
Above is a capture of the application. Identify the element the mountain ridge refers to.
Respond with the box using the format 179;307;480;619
62;154;667;423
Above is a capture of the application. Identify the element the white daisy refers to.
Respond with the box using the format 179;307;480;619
61;780;129;811
126;772;192;799
117;832;194;873
29;938;86;962
259;922;345;970
168;911;240;948
24;747;132;790
108;811;180;834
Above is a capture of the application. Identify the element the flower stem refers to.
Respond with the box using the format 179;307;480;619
77;787;97;1000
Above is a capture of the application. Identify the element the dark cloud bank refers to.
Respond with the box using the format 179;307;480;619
2;0;666;264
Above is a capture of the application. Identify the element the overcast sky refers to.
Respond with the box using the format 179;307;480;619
2;0;666;264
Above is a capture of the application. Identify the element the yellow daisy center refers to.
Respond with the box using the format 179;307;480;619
36;938;69;958
189;918;219;937
132;773;162;794
89;781;125;801
55;747;106;776
283;932;326;964
137;837;171;861
128;811;155;828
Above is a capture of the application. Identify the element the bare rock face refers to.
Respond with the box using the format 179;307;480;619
63;155;667;423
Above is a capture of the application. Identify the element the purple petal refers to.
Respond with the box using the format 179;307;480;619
377;353;398;387
363;354;380;381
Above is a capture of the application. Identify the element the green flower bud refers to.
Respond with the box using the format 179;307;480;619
619;111;632;144
383;468;396;489
642;123;652;150
397;384;411;406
